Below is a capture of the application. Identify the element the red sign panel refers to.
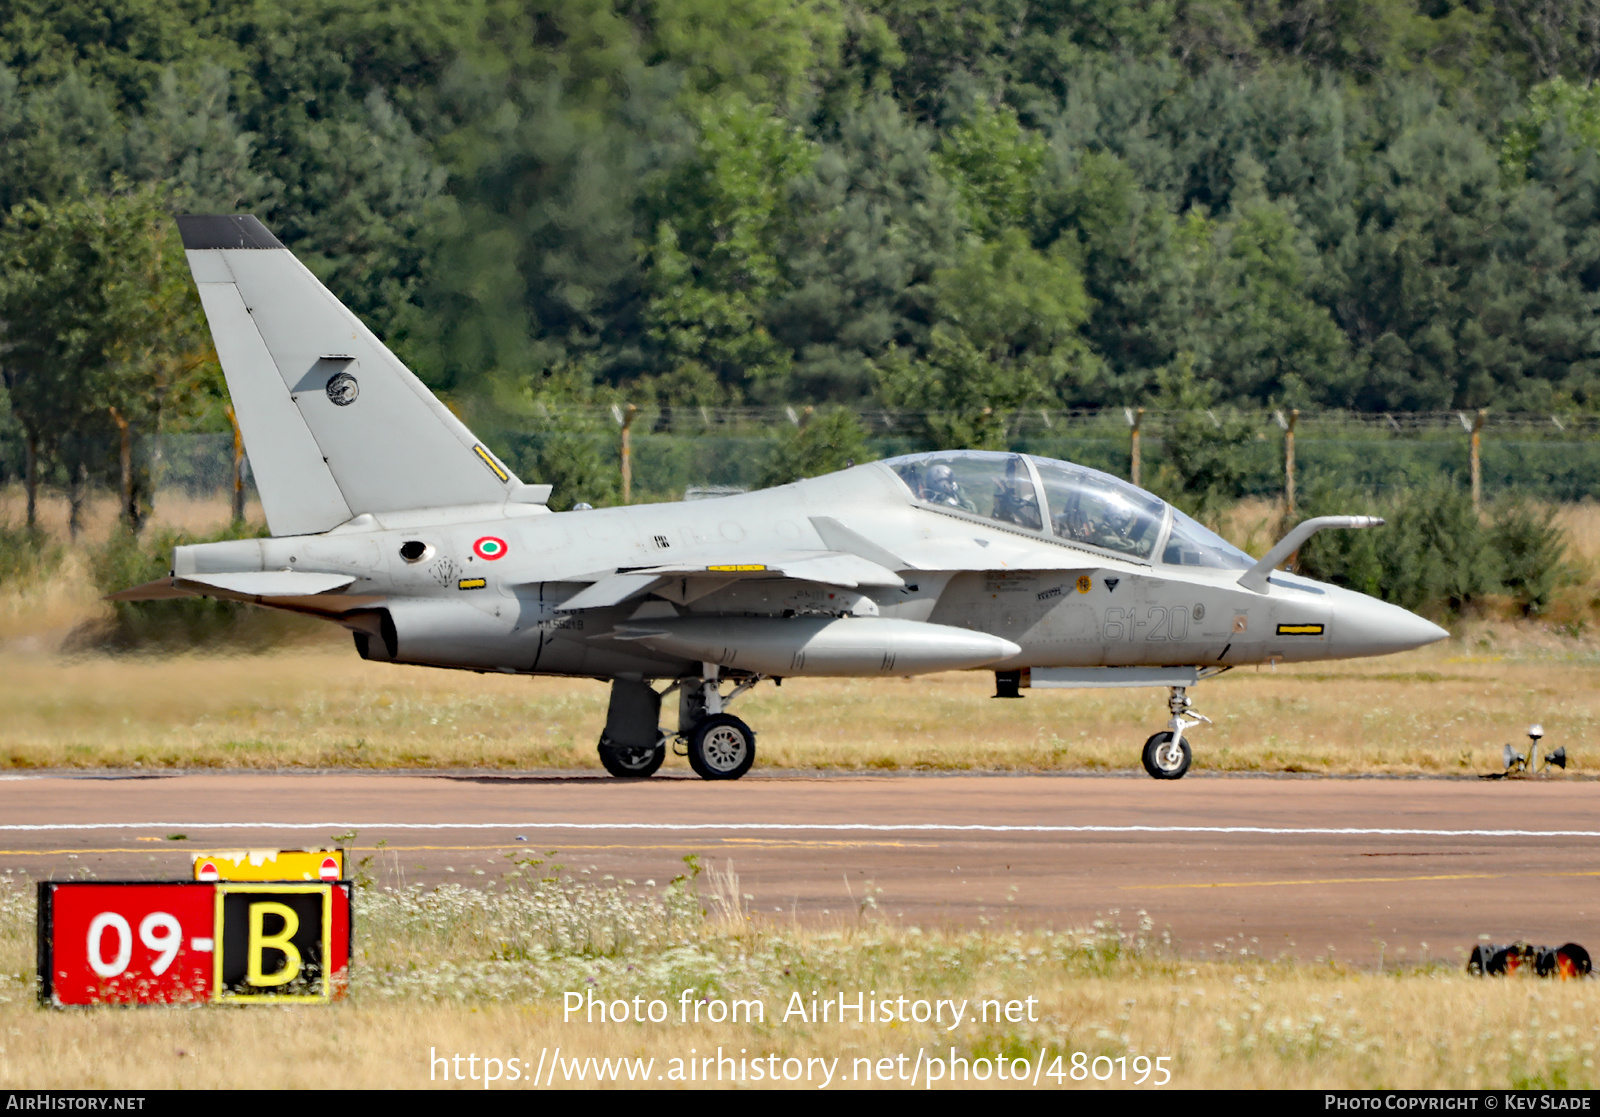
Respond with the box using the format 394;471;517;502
38;882;351;1006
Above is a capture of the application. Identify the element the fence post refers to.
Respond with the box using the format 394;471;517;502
619;402;638;505
1125;406;1144;488
1460;409;1486;512
226;405;246;524
1283;408;1299;518
1472;408;1485;512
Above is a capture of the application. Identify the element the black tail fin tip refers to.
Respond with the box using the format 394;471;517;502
177;215;284;251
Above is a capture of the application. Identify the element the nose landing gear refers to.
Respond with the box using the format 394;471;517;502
1140;685;1210;780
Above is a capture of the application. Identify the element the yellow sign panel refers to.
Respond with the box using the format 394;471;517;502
193;849;344;883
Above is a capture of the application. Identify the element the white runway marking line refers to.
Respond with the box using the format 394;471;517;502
0;822;1597;838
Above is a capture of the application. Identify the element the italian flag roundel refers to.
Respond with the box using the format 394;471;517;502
473;536;508;560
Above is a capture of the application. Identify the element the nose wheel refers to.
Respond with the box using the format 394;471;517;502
1141;731;1191;779
1141;685;1208;780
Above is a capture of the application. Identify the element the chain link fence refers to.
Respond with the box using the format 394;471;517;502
3;410;1599;511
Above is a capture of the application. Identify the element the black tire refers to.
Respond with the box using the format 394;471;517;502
1141;731;1191;780
598;734;666;778
1537;942;1592;979
687;714;756;780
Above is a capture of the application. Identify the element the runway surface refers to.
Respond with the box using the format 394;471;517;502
4;769;1597;965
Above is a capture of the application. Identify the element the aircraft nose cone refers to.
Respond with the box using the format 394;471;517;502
1329;590;1449;657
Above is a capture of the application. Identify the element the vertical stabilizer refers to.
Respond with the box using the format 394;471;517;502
177;215;521;536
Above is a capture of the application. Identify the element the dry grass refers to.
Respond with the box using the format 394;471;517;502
4;500;1597;1090
0;640;1594;775
0;488;266;546
1;491;1599;776
0;872;1591;1089
0;488;268;646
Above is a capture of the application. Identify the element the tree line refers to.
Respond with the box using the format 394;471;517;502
7;0;1600;529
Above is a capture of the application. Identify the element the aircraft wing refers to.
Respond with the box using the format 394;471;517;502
553;550;904;612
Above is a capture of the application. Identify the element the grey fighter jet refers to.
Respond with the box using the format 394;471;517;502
114;215;1448;781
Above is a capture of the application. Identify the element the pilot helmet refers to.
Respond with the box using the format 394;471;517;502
927;463;959;498
1100;491;1138;533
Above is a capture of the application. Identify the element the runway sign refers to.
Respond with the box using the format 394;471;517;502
193;849;344;882
38;881;351;1006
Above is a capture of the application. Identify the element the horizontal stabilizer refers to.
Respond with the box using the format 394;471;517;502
180;572;356;597
107;572;357;603
105;579;195;602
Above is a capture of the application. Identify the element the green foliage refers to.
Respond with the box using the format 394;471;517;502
0;181;215;526
1502;78;1600;175
648;0;850;106
766;93;964;400
510;430;619;512
1488;501;1570;615
643;96;815;394
83;521;313;652
0;521;58;587
1145;362;1256;519
877;228;1092;447
756;406;872;487
934;100;1045;236
1197;192;1351;406
5;0;1600;478
1295;485;1572;617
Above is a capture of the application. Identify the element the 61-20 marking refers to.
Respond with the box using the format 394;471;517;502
1102;606;1189;642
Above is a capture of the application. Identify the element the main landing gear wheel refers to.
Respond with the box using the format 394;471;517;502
598;733;666;778
687;714;756;781
1141;731;1191;780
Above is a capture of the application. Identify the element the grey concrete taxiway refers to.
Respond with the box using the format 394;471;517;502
3;770;1596;965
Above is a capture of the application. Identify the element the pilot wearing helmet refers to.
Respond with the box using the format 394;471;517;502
993;459;1043;530
924;463;976;511
1058;489;1144;554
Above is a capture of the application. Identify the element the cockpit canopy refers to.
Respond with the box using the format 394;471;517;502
883;450;1252;569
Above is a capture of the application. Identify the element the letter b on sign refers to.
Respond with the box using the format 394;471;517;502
247;902;301;986
218;887;330;1001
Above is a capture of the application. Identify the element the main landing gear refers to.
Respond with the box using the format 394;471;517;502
1140;685;1210;780
596;667;762;781
596;677;667;778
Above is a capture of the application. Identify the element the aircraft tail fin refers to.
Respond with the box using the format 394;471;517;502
177;215;529;537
